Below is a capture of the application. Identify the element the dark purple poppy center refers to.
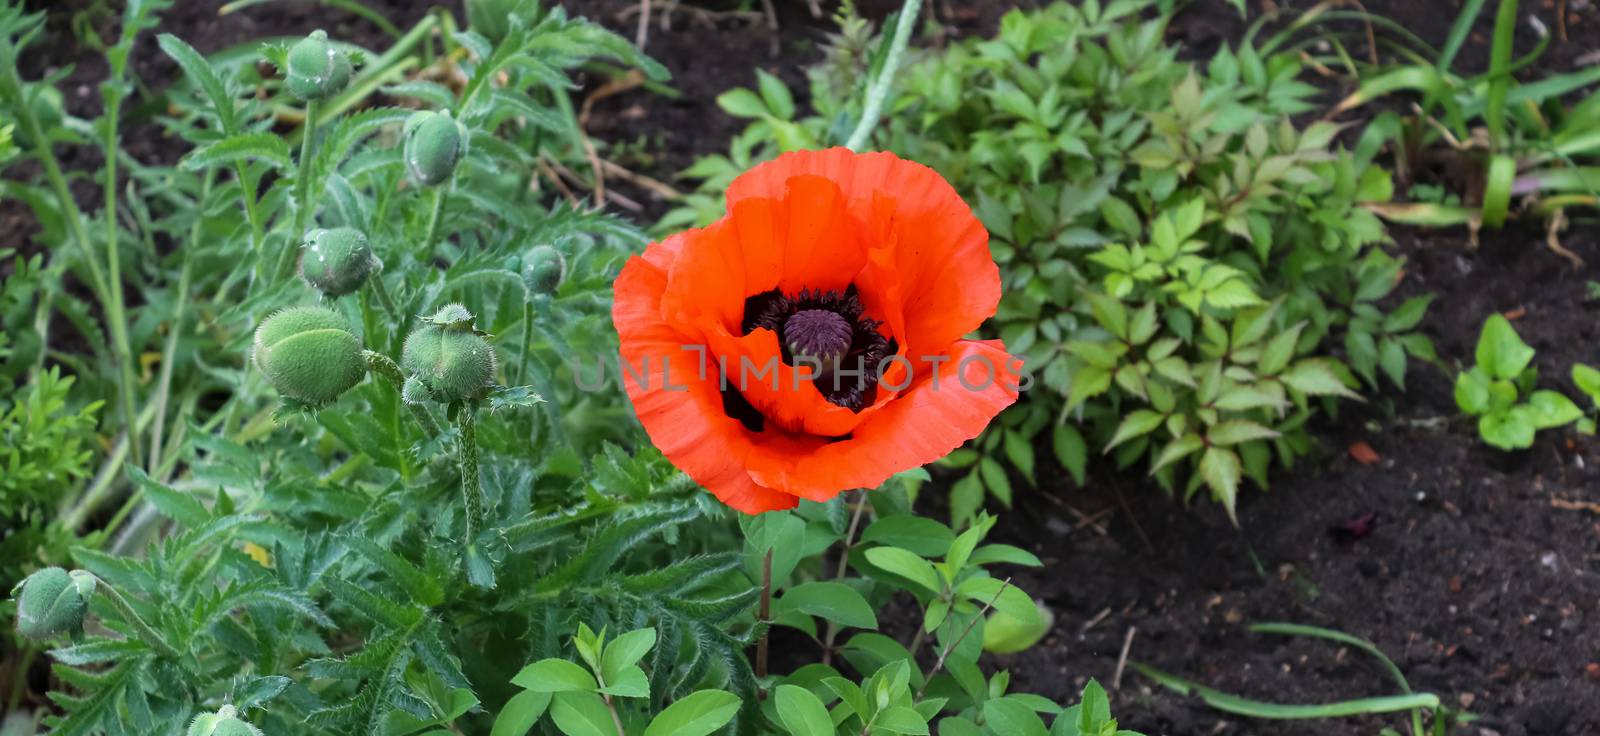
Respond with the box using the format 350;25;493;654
784;309;853;364
737;286;897;414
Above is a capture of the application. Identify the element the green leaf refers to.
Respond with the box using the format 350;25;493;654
548;692;615;736
1199;447;1243;524
1206;421;1279;447
875;706;930;735
755;69;796;120
1527;391;1582;429
1149;434;1204;475
1455;367;1493;415
157;34;237;133
1076;680;1113;733
490;690;551;736
510;659;597;693
861;517;955;558
1099;196;1143;238
181;132;291;171
716;88;767;118
978;456;1013;507
777;581;878;629
863;547;942;595
1053;424;1088;487
125;465;209;528
643;690;742;736
984;698;1050;736
775;684;834;736
1280;360;1361;399
1479;407;1535;450
955;577;1039;627
1476;314;1535;380
1104;410;1164;452
1574;364;1600;404
1383;295;1433;333
600;628;656;685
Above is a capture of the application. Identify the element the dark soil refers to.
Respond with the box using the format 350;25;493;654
8;1;1600;735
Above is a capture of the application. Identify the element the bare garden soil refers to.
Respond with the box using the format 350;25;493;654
14;1;1600;734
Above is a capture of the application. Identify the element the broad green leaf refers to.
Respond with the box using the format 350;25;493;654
1053;424;1088;487
1454;367;1492;415
874;705;930;735
491;690;551;736
716;88;767;118
548;692;615;736
643;690;742;736
863;547;942;595
775;684;833;736
600;628;656;684
1104;410;1165;452
984;698;1050;736
510;659;597;693
1475;314;1535;380
861;517;955;558
1479;407;1535;450
1527;390;1582;429
777;581;878;629
1574;364;1600;405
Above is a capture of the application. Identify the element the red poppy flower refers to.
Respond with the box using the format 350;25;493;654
612;148;1020;514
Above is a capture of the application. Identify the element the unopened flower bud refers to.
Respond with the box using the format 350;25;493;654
403;110;464;187
402;305;496;404
13;567;95;641
300;227;376;296
253;306;366;406
187;706;265;736
521;245;566;296
285;30;352;102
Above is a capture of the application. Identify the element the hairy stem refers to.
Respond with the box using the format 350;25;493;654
101;90;144;463
93;576;182;660
363;351;443;437
844;0;922;151
369;270;401;325
756;546;773;697
457;407;484;539
421;181;449;261
280;98;319;281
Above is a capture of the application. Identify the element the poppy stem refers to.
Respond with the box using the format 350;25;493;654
756;546;773;696
457;406;495;588
843;0;922;151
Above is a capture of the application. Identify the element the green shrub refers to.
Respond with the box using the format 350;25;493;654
669;0;1434;521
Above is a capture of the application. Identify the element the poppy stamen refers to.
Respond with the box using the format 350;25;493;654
740;286;896;412
785;309;853;365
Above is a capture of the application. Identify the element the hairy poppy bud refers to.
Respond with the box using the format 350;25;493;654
253;306;367;406
403;110;464;187
186;706;264;736
300;227;376;296
13;567;94;640
402;305;496;404
285;30;352;102
521;245;566;296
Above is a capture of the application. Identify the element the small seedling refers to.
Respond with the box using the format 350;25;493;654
1453;314;1581;450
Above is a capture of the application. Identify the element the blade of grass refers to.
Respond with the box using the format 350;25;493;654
1132;662;1440;719
1437;0;1488;73
1249;623;1411;693
1484;0;1518;149
1481;154;1516;227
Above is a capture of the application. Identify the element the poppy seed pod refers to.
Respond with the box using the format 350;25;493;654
186;706;264;736
13;567;95;641
285;30;352;101
403;110;464;187
253;306;367;406
300;227;377;296
522;245;566;296
402;305;496;404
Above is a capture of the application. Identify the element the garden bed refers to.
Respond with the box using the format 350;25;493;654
9;1;1600;734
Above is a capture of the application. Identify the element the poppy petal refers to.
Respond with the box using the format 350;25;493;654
744;339;1021;499
729;149;998;357
613;248;798;514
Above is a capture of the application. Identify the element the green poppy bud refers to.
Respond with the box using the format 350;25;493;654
13;567;95;641
285;30;352;102
521;245;566;296
253;306;367;406
300;227;377;296
403;110;464;187
402;305;496;404
187;706;264;736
